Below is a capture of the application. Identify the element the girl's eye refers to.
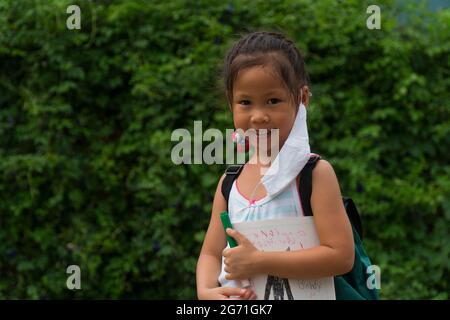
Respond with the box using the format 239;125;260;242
238;100;250;106
268;98;281;105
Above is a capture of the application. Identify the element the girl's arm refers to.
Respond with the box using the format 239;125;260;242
196;174;256;300
224;160;355;281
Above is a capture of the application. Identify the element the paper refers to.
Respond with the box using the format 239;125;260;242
233;216;336;300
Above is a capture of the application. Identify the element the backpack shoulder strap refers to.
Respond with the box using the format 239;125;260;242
298;154;322;217
298;155;364;240
221;164;244;209
343;197;364;240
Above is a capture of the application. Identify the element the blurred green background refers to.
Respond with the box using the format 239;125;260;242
0;0;449;299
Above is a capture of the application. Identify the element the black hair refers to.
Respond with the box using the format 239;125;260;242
223;31;310;109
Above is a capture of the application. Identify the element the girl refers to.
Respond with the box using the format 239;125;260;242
196;31;354;300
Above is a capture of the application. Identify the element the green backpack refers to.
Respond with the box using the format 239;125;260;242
221;154;379;300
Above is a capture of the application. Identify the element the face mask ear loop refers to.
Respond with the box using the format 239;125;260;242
248;180;264;204
300;88;303;106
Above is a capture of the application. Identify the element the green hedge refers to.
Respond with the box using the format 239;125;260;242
0;0;449;299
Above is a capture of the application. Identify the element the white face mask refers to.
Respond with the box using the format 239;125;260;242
260;101;310;198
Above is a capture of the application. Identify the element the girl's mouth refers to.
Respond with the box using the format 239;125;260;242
255;129;273;138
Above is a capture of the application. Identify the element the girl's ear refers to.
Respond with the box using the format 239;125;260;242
301;85;310;107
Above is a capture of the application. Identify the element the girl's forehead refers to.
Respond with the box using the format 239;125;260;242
234;66;289;94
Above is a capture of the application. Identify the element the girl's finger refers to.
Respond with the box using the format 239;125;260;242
221;287;245;297
241;290;251;299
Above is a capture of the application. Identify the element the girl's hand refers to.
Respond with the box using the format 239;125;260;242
198;287;257;300
223;228;259;280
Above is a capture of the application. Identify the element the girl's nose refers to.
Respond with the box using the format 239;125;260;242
250;109;269;124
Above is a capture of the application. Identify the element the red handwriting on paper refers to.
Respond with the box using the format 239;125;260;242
245;227;306;250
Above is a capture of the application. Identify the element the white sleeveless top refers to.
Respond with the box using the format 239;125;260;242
218;176;305;288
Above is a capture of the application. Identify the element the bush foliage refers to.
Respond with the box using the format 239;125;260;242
0;0;449;299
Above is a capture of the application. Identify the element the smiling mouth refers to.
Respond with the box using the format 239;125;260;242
255;129;273;137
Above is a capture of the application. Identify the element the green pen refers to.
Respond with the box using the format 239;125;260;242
220;211;251;288
220;211;238;247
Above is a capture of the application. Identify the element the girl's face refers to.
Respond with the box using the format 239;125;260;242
231;66;298;155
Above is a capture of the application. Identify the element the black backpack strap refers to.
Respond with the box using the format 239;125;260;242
343;197;363;240
298;155;322;217
221;164;244;208
298;155;364;240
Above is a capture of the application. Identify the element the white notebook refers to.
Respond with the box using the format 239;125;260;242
233;216;336;300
